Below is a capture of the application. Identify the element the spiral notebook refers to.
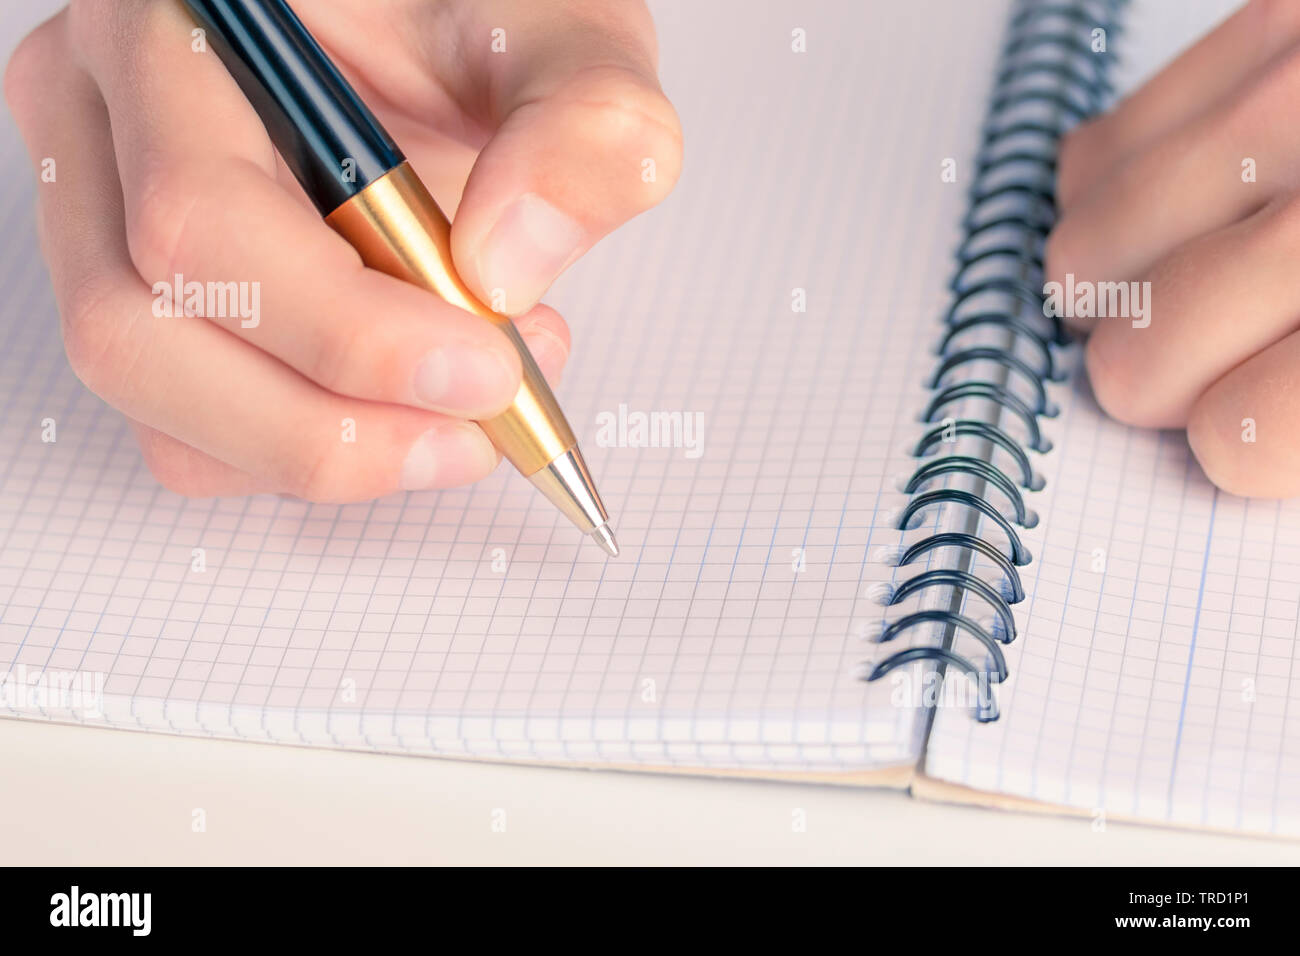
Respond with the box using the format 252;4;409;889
4;0;1296;837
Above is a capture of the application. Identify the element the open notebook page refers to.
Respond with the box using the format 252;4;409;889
921;0;1300;837
0;0;1007;775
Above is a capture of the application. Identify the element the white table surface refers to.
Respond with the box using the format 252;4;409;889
3;716;1296;865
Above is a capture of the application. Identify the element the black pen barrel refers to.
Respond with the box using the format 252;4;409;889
182;0;403;215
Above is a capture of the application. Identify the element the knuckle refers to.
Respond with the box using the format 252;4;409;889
1084;334;1154;428
1055;119;1103;206
1042;216;1082;286
305;319;365;396
1188;448;1243;498
1042;204;1117;314
1198;460;1254;496
127;163;202;281
286;436;344;503
1187;402;1253;497
60;277;129;395
566;67;684;195
1188;382;1297;498
135;432;198;496
4;16;62;119
2;48;35;121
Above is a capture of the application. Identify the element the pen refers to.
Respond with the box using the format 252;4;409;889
181;0;618;557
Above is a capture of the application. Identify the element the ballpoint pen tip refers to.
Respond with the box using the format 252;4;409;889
592;524;619;558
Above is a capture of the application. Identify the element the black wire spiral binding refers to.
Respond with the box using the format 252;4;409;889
865;0;1126;721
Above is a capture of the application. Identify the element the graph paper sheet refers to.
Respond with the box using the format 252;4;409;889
921;0;1300;838
0;1;1009;776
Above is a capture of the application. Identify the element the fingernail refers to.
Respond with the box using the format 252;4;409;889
521;327;569;387
400;423;499;490
475;193;585;315
413;344;517;413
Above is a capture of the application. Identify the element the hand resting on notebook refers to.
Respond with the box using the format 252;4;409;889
3;0;682;501
1046;0;1300;498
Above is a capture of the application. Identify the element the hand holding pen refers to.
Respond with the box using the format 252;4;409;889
5;0;681;524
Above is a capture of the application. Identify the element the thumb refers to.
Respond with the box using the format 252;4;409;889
450;28;683;316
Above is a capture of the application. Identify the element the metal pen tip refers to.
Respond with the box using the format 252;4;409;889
591;523;619;558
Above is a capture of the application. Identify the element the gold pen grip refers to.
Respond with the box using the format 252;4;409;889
325;161;576;476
